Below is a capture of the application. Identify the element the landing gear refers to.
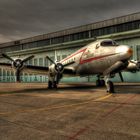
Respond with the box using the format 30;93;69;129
96;79;105;87
48;81;58;89
53;81;57;89
104;76;115;93
106;81;114;93
48;81;53;89
100;80;105;86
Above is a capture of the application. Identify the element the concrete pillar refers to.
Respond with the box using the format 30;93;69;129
133;45;137;60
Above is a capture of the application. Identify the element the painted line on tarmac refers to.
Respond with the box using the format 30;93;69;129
0;94;112;116
67;94;137;140
94;94;112;101
102;94;137;117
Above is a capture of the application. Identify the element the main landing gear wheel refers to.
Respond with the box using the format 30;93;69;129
107;81;114;93
48;81;57;89
96;80;105;87
48;81;52;89
100;80;105;86
53;81;57;89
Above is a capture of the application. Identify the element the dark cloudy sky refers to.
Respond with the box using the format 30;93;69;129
0;0;140;44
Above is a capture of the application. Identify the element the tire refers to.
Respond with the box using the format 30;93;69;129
96;80;101;87
53;81;57;89
107;81;114;93
96;80;105;87
48;81;52;89
100;80;105;86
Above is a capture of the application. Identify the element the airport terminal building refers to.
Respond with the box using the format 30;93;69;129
0;12;140;83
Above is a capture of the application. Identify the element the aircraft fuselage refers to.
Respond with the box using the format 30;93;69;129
61;39;132;76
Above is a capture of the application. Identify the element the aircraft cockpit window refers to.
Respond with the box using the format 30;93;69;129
101;40;118;46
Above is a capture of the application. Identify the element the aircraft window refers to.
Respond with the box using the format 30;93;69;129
101;40;118;46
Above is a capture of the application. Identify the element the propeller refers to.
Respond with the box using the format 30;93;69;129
46;56;64;83
46;56;56;65
130;60;140;69
46;56;64;73
119;72;124;82
2;53;14;62
2;53;34;82
129;60;140;71
46;56;74;83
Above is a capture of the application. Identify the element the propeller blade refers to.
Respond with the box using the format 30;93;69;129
2;53;14;62
46;56;56;65
22;55;34;63
119;72;124;82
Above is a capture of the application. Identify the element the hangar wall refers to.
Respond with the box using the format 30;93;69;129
0;12;140;83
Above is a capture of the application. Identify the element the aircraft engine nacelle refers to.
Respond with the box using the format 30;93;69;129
49;63;64;75
126;60;140;72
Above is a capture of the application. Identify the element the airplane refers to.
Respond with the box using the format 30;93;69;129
0;38;140;93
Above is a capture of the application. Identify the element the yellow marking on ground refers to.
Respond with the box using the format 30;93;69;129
94;94;112;101
0;94;112;116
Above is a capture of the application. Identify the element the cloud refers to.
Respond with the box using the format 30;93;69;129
0;0;140;43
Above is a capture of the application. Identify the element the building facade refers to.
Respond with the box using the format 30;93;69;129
0;12;140;82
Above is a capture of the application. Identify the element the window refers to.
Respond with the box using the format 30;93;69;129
1;45;21;52
37;39;50;47
64;35;70;42
62;55;67;59
28;59;33;65
34;58;38;66
49;56;54;65
137;45;140;61
39;58;43;66
57;56;61;61
91;20;140;37
51;36;64;44
44;58;48;66
101;40;118;46
3;69;6;77
71;31;89;41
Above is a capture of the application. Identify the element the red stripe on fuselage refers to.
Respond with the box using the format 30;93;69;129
80;53;117;64
61;48;87;63
61;46;118;65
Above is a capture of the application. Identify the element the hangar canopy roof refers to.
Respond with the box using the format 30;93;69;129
0;12;140;48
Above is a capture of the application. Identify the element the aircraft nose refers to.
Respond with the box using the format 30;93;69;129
127;47;133;56
116;45;133;58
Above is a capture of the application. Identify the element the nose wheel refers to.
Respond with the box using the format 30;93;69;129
104;75;115;93
106;81;114;93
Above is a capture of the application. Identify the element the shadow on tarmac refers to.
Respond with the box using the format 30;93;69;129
0;83;139;94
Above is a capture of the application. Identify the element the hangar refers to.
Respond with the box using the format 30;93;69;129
0;12;140;83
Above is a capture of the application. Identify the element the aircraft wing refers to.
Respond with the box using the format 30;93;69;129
103;61;127;75
23;65;76;76
0;62;75;76
0;62;49;74
63;67;76;76
22;65;49;75
0;62;13;70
